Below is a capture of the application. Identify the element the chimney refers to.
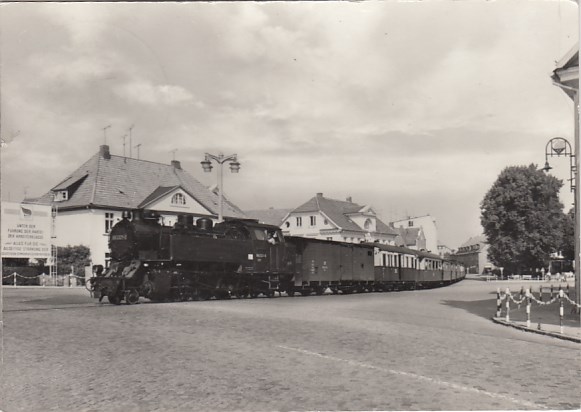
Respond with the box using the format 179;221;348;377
316;192;323;198
171;160;182;170
346;196;352;202
100;145;111;160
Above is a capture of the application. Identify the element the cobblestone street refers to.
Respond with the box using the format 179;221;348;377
1;279;579;411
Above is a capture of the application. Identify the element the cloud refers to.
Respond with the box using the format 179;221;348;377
115;81;195;106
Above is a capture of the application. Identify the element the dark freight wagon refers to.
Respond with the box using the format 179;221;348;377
285;236;374;295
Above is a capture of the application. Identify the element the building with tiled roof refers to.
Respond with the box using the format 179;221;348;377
452;234;494;275
391;215;438;253
245;208;293;227
280;193;398;244
30;145;246;266
394;227;426;251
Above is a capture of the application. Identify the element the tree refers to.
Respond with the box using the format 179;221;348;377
560;208;575;261
480;164;565;275
56;245;91;277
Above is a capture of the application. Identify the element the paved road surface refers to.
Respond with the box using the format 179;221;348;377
1;280;579;411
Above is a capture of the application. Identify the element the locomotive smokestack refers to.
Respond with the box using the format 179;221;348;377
316;192;323;198
171;160;182;170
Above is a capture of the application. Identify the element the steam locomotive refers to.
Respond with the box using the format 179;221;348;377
89;210;464;304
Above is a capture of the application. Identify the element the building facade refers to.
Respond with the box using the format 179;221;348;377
391;215;438;253
29;145;246;267
453;235;494;274
280;193;398;244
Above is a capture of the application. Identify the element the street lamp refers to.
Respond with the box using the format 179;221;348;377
201;152;240;222
542;137;576;192
543;137;579;310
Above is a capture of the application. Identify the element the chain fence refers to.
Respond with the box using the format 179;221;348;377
496;284;580;336
2;271;87;287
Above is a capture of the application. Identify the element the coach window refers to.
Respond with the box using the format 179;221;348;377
310;216;316;226
105;212;115;233
296;217;302;227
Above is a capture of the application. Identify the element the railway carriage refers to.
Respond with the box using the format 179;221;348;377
285;236;374;295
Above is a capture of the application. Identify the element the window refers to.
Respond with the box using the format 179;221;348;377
326;237;333;241
408;220;414;227
296;217;302;227
53;190;68;202
105;212;115;233
310;216;316;226
253;229;267;241
171;193;186;205
285;221;290;228
364;218;372;230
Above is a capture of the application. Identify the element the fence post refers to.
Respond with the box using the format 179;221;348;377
13;272;17;287
550;284;554;300
559;289;564;334
539;285;543;302
526;288;531;328
505;287;510;322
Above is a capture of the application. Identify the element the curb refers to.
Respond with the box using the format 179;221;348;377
491;317;581;343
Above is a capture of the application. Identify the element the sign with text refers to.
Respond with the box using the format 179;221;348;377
1;202;52;259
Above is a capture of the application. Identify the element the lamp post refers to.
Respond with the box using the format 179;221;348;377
201;152;240;222
542;137;576;192
543;136;578;307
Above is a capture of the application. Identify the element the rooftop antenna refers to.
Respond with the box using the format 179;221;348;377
170;148;178;161
121;134;127;157
102;125;111;145
128;125;134;158
135;143;142;160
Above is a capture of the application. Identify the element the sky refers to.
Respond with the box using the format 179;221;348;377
0;1;578;249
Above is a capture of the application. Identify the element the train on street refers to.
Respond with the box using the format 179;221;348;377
88;210;465;304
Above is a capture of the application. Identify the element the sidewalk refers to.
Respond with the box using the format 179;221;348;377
492;284;580;343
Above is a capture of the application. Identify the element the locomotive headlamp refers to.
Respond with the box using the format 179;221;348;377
229;161;241;173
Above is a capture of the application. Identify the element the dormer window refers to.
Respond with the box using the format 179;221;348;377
364;218;372;230
53;190;68;202
171;193;186;205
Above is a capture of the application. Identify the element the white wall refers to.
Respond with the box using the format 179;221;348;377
54;210;110;266
393;215;438;253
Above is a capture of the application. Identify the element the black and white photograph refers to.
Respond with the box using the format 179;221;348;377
0;1;580;411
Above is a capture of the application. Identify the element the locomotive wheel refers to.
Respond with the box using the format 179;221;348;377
108;294;122;305
125;289;140;305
